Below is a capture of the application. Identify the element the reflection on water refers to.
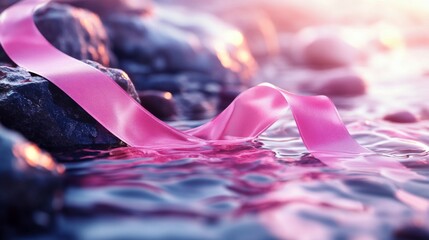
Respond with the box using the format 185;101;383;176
7;0;429;239
49;36;429;238
46;111;429;240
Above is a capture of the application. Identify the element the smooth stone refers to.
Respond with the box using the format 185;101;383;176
1;2;115;67
0;125;62;235
133;72;222;95
105;13;223;76
101;5;254;119
135;72;224;119
0;60;139;148
175;92;217;120
289;29;358;69
71;0;152;16
299;69;367;97
0;0;18;12
154;4;257;77
138;90;178;120
383;111;419;124
218;88;244;111
394;225;429;240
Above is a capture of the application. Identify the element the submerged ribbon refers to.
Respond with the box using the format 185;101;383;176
0;0;422;180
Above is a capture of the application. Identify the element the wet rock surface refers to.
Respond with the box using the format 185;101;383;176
138;90;178;120
0;125;62;237
0;60;139;148
1;2;115;67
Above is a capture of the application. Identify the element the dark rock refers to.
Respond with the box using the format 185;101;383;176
1;2;115;67
0;45;14;67
0;125;62;236
0;60;139;148
34;3;115;67
137;72;238;119
100;5;255;119
384;111;419;124
0;0;18;13
175;92;217;120
87;60;140;101
138;90;178;120
218;87;245;110
105;12;226;75
71;0;153;16
135;72;222;95
395;225;429;240
154;4;256;81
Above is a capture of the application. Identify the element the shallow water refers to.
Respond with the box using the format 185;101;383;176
41;105;429;240
20;46;426;240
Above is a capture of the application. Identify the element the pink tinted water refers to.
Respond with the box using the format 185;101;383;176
52;47;429;240
53;76;429;239
2;0;429;239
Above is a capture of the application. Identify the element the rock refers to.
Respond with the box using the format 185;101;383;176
71;0;153;16
0;45;14;67
289;29;358;69
164;1;280;60
395;225;429;240
383;111;419;124
1;2;115;67
106;12;219;74
0;0;18;13
0;60;139;148
154;4;257;78
100;5;255;119
299;68;367;97
176;92;217;120
2;1;255;120
138;90;178;120
0;125;62;236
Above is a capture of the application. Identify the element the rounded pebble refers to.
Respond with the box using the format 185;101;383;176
290;29;358;69
139;91;178;120
300;68;367;97
383;111;419;123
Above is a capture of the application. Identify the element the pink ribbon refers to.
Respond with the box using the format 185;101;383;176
0;0;422;181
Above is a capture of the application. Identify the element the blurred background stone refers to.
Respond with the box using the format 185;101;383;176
299;68;367;97
34;3;116;67
0;125;62;237
383;111;419;124
93;4;256;120
287;28;359;69
1;2;115;67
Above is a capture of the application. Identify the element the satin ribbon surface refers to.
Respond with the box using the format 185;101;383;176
0;0;422;181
